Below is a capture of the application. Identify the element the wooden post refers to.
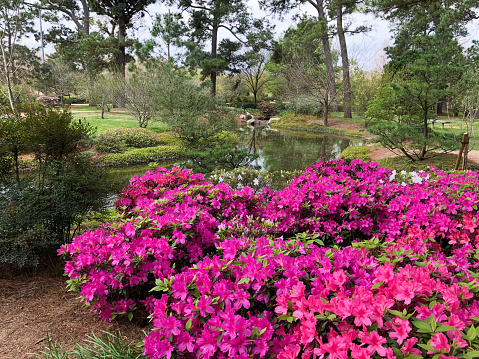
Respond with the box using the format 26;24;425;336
455;133;469;171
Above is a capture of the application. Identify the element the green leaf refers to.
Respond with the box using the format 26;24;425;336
389;309;404;317
127;311;133;321
417;344;435;352
259;327;267;336
393;348;403;358
436;325;457;332
371;282;383;290
467;325;478;341
238;277;250;285
412;319;432;333
465;351;479;358
405;355;423;359
186;319;192;331
327;314;337;320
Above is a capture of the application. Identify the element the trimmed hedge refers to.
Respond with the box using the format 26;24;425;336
340;145;372;161
95;127;162;153
99;145;183;167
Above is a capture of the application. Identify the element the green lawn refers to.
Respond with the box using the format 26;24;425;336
274;110;364;137
376;153;470;172
70;107;169;134
69;104;99;111
328;112;366;125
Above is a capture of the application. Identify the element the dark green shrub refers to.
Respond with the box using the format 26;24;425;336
0;156;107;267
0;107;107;267
99;145;182;166
95;127;161;153
238;102;257;109
24;106;95;163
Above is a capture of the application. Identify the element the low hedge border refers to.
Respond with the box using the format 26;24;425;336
339;145;372;161
99;145;183;167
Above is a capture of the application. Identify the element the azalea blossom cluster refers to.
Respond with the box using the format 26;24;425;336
59;159;479;359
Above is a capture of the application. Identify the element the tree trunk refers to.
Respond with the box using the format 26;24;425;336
210;22;218;97
81;0;90;35
118;24;126;78
316;0;338;112
323;99;329;127
420;103;429;159
336;1;352;119
437;102;443;114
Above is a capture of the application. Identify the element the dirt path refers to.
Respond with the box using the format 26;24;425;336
0;269;145;358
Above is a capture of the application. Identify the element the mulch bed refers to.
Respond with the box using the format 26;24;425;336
0;266;146;359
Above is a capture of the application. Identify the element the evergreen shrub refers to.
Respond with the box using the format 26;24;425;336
95;128;161;153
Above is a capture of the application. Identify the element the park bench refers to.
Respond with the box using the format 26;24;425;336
428;119;452;129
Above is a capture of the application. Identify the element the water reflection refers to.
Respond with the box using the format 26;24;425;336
241;127;363;172
103;129;364;196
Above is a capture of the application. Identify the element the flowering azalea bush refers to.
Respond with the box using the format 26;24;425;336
60;159;479;359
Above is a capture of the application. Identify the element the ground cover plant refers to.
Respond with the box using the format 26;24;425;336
60;159;479;358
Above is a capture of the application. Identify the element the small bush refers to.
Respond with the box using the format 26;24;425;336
286;96;323;117
95;127;161;153
340;145;371;161
36;96;60;108
0;157;106;267
99;145;182;166
257;102;280;118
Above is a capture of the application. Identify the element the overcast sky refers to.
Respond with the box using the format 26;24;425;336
31;1;479;71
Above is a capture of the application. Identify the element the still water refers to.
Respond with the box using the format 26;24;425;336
103;128;364;196
241;127;363;172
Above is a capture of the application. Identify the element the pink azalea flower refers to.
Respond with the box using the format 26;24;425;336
359;330;387;357
176;331;195;352
197;296;215;317
388;317;411;345
429;333;451;354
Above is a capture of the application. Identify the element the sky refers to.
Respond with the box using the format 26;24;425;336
30;1;479;71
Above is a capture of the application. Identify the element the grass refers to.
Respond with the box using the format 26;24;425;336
328;111;366;125
376;153;474;172
36;331;144;359
273;111;364;137
68;104;100;111
70;109;169;134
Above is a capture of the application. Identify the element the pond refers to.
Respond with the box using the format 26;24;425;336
103;128;364;197
240;127;364;172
